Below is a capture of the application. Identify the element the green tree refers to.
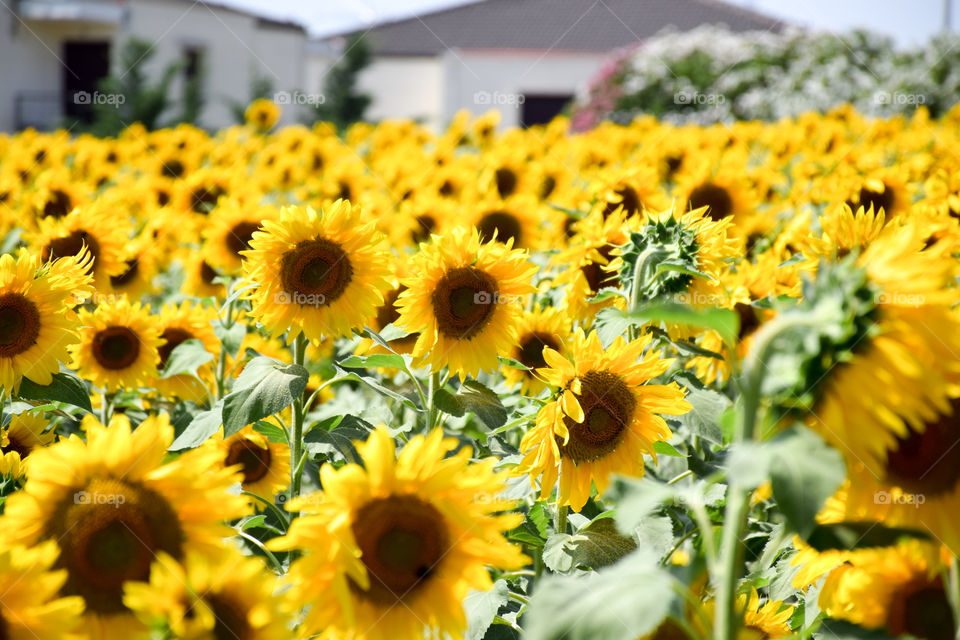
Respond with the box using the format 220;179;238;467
78;38;204;136
305;34;372;131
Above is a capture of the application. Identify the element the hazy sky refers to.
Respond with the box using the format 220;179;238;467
221;0;954;45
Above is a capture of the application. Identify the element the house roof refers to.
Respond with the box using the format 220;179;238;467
331;0;784;56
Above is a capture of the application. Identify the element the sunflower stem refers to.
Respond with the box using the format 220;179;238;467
100;391;112;424
948;554;960;640
289;333;309;507
555;504;568;534
425;370;441;430
215;293;237;402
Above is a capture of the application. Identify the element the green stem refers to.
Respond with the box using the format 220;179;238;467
100;391;112;424
289;333;309;506
425;370;440;430
556;504;568;534
948;555;960;640
242;491;291;532
215;296;236;402
237;531;284;573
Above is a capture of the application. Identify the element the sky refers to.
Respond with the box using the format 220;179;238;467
220;0;955;45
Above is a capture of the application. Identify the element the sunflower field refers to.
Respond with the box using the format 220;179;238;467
0;98;958;640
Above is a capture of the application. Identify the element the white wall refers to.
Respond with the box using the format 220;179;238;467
357;57;444;128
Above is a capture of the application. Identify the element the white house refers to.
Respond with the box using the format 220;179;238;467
311;0;783;130
0;0;307;131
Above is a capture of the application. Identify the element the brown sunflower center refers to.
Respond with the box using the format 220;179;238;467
351;495;448;604
48;477;184;613
92;326;141;371
226;222;261;257
224;438;272;484
1;433;31;459
43;189;72;218
0;293;40;358
42;230;99;276
411;216;436;244
539;175;557;200
602;185;641;218
157;327;194;370
688;182;733;220
477;211;521;245
110;259;140;288
375;287;419;349
580;244;618;293
887;578;953;640
161;159;184;179
280;238;353;308
848;184;895;218
883;397;960;497
200;261;219;286
206;593;252;640
431;267;498;340
557;370;636;464
495;167;518;197
190;185;224;214
517;331;561;371
735;302;760;341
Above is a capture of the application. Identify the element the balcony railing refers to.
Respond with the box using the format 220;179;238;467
16;0;125;24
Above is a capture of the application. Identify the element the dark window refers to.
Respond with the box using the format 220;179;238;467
62;41;111;123
520;94;572;128
184;47;204;80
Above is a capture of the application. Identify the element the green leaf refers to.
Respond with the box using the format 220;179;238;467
525;550;673;640
215;322;246;359
464;580;510;640
816;619;898;639
655;261;709;280
332;366;420;411
303;414;374;464
159;338;214;379
240;514;267;530
633;515;675;561
433;388;466;417
498;356;531;370
806;522;932;552
653;441;683;458
441;381;507;429
607;477;677;533
252;420;288;445
542;533;577;573
169;399;224;451
596;304;739;347
677;388;731;445
769;427;845;538
339;353;408;370
570;518;638;569
222;358;308;437
17;372;92;413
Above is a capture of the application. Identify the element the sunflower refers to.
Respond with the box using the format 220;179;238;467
468;194;543;250
0;541;85;640
0;413;248;635
216;425;290;504
395;226;538;379
123;547;291;640
817;540;952;640
70;297;164;392
502;306;572;395
180;250;226;300
242;200;395;342
515;329;691;511
245;98;281;132
0;248;93;393
25;203;130;290
1;409;54;462
105;233;159;301
151;300;219;403
202;201;277;275
267;426;527;640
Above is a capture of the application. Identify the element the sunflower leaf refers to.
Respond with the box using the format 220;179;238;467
303;414;374;464
525;549;673;640
433;387;466;417
805;522;932;551
17;372;93;414
464;579;510;640
332;366;420;412
653;441;684;457
252;420;288;445
816;618;899;639
215;322;246;359
339;353;408;371
769;426;845;539
222;358;308;437
569;518;638;569
170;399;224;450
676;387;731;445
441;381;508;429
159;338;214;379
